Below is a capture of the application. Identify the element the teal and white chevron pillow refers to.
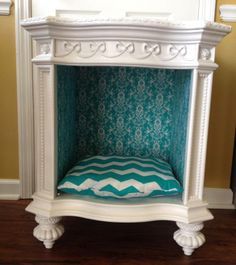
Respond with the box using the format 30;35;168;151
58;156;183;198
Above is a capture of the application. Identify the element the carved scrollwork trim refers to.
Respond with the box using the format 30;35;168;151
163;44;187;61
55;40;190;62
114;42;135;56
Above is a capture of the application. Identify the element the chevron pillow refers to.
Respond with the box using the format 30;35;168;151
58;156;183;198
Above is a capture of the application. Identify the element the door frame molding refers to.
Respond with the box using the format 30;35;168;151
15;0;216;198
15;0;33;198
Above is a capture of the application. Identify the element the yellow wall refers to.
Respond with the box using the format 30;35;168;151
205;0;236;188
0;2;235;188
0;4;19;180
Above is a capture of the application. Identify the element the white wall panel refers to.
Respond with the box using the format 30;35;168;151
32;0;201;20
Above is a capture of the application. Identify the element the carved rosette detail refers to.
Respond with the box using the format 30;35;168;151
174;222;206;256
39;43;51;55
199;47;211;61
33;215;64;249
55;40;189;61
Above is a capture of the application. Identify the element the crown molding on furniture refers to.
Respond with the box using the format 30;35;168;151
0;179;20;200
220;5;236;22
0;0;12;15
21;17;230;70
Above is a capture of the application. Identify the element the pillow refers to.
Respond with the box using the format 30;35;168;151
58;155;183;198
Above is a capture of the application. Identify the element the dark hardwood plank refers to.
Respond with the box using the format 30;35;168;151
0;200;235;265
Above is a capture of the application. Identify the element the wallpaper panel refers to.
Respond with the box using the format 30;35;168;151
76;67;176;159
57;66;191;183
169;70;192;183
57;66;79;179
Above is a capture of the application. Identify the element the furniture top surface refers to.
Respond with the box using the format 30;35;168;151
21;16;231;33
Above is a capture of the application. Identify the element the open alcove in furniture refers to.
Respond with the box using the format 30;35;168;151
21;16;230;255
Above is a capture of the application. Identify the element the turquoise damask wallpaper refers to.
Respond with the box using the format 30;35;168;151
57;66;192;184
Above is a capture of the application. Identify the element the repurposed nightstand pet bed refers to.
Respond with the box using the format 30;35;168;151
21;16;230;255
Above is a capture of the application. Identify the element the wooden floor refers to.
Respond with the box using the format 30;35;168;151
0;200;235;265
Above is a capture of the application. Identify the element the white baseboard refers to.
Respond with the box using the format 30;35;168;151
204;188;235;209
0;179;20;200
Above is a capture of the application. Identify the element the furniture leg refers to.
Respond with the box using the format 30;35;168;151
33;215;64;249
173;221;206;255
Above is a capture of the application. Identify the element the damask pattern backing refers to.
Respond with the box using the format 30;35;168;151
57;66;79;180
169;70;192;184
57;66;191;184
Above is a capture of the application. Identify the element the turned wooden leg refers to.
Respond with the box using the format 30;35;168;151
173;222;206;256
33;215;64;249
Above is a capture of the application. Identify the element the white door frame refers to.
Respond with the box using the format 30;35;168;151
15;0;216;198
15;0;33;198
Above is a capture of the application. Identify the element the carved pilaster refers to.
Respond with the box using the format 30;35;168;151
184;70;213;203
38;69;45;192
34;65;56;198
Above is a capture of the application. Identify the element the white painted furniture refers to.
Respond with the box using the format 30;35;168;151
15;0;217;199
21;16;230;255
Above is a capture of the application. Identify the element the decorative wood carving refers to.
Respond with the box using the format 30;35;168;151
55;40;190;61
22;17;230;69
174;222;205;256
33;215;64;249
38;69;45;192
186;71;212;202
39;43;51;55
199;47;212;61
